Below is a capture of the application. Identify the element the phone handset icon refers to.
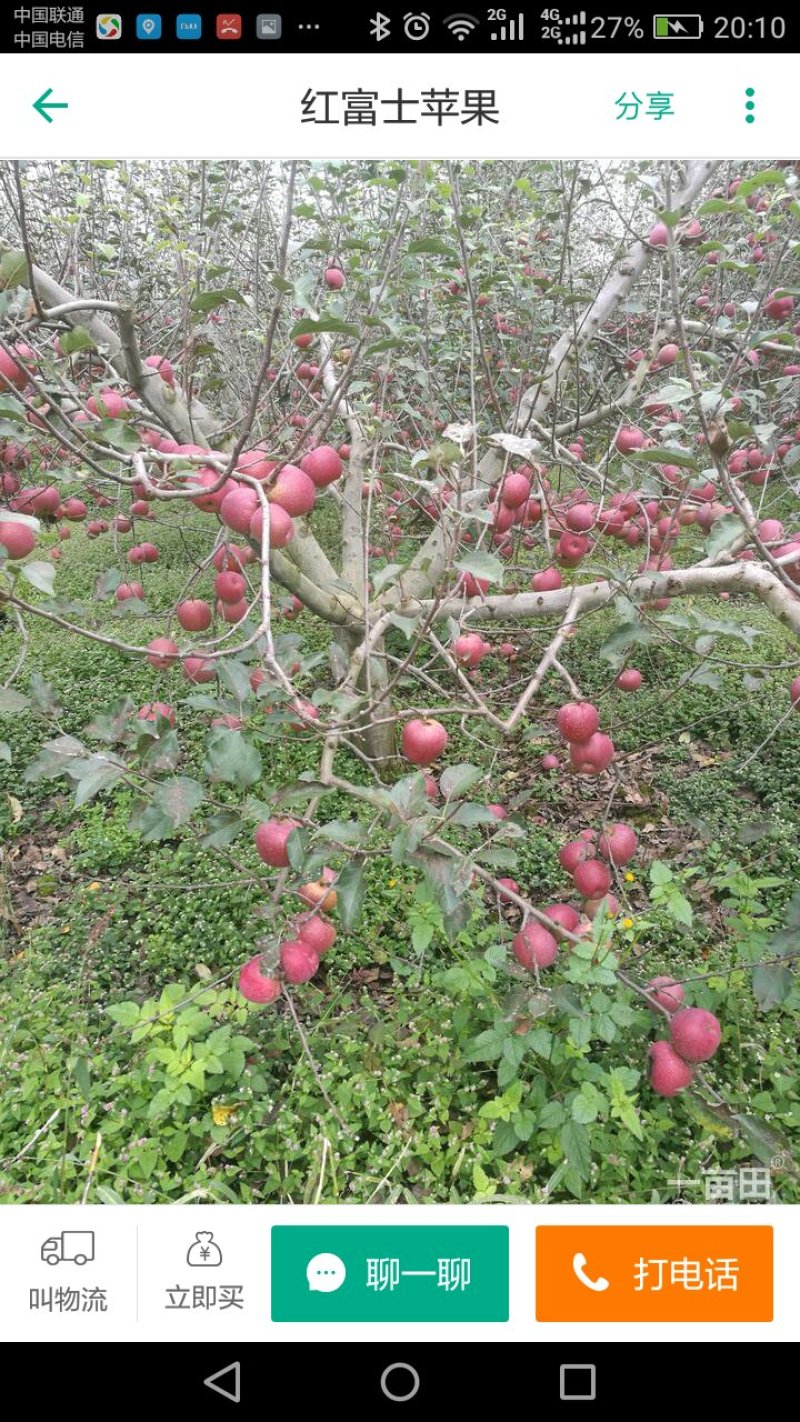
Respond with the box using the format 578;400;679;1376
572;1251;610;1292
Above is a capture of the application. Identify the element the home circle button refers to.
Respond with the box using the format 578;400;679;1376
380;1363;421;1402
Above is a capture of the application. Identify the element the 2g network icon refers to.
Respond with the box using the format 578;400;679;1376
96;13;122;39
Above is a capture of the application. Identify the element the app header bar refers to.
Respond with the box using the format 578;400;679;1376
0;53;793;157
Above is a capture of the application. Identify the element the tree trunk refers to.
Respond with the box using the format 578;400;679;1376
334;628;397;772
359;642;397;769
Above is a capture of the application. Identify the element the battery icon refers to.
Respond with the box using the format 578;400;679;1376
654;15;704;37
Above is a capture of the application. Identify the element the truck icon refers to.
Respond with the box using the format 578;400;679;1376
40;1231;95;1266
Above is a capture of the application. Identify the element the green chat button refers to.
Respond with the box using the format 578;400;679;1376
271;1226;509;1322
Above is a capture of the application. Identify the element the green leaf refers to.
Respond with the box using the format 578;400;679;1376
93;418;140;452
390;773;428;816
0;249;28;289
569;1017;593;1050
455;550;503;585
649;860;672;886
72;757;127;806
572;1082;604;1125
492;1118;521;1156
452;803;499;827
679;665;721;692
202;728;263;790
411;918;435;954
480;845;520;870
472;1162;493;1194
704;513;743;559
466;1027;507;1062
86;697;137;744
218;659;252;703
73;1057;91;1102
24;733;83;783
135;777;204;842
419;853;472;941
0;740;10;763
200;811;245;850
94;566;122;599
734;1114;795;1170
698;197;742;215
538;1101;567;1130
20;561;56;596
407;237;459;261
59;324;95;356
0;397;28;425
669;892;694;927
95;1185;125;1205
442;965;472;992
317;819;367;847
286;825;310;871
501;1034;527;1075
364;338;405;357
106;1001;141;1028
28;673;61;716
752;963;794;1010
190;287;246;314
608;1070;644;1141
559;1120;591;1181
526;1028;553;1059
371;562;404;593
336;860;367;931
388;613;419;640
289;316;360;338
439;763;483;799
633;445;697;469
598;620;654;666
267;778;334;809
736;169;787;198
513;1109;536;1142
0;688;30;713
141;728;180;774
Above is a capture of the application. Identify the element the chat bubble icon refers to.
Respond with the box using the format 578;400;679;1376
306;1252;347;1293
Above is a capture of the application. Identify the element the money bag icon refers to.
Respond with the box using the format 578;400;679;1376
187;1230;223;1267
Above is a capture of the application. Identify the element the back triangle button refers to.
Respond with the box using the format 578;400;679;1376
204;1362;241;1403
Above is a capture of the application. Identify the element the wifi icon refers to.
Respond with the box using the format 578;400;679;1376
445;13;480;40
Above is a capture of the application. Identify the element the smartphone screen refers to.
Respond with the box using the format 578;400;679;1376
0;3;796;1400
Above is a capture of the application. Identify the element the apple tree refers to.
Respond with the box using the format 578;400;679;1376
2;157;800;1186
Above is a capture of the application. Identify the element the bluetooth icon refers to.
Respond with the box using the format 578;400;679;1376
370;11;391;41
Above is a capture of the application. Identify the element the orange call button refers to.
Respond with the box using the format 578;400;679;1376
536;1226;773;1322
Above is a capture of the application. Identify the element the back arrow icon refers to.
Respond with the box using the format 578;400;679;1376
33;89;69;123
204;1362;241;1403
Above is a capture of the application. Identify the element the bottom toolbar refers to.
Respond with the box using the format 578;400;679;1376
0;1204;792;1341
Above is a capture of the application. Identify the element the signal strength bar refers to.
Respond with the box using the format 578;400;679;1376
557;11;587;43
491;12;524;42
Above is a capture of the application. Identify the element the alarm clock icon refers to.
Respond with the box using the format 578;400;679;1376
404;12;431;41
